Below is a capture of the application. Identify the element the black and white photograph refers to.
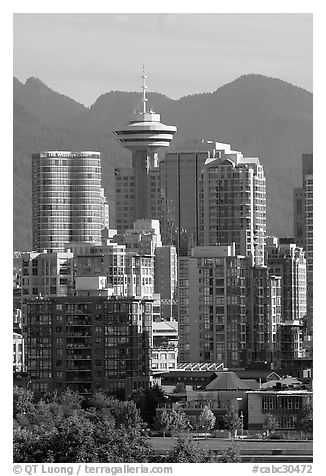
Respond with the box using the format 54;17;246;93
8;4;317;473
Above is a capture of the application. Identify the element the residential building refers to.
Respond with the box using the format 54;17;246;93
151;319;178;373
200;146;266;266
280;320;305;369
178;245;250;368
114;72;176;232
293;154;313;332
125;254;155;299
32;151;107;252
74;242;128;297
113;219;162;255
25;296;153;396
159;139;221;255
266;238;307;322
13;332;25;373
154;246;178;320
20;251;74;299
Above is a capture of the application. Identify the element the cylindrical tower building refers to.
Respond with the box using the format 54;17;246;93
113;71;177;220
32;151;104;252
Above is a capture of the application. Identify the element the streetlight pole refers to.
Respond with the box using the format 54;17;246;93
240;411;244;437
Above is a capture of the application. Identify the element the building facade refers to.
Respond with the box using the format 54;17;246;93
247;389;312;432
159;140;217;255
32;151;106;252
200;148;266;266
20;251;74;299
25;296;153;396
178;245;250;368
293;154;313;332
154;246;178;320
266;238;307;322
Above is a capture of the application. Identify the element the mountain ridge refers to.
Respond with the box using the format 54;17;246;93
13;74;312;250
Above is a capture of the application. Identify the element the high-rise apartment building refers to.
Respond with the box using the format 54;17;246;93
32;151;106;252
266;238;307;322
114;72;176;232
178;245;249;368
25;296;153;396
154;246;178;320
159;139;221;255
293;154;313;332
200;146;266;266
20;251;74;299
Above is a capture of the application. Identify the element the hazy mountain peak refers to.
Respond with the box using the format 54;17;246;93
13;74;312;250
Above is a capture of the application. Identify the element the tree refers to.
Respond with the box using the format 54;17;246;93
263;413;278;437
217;445;242;463
130;384;167;427
169;409;191;436
13;389;154;463
157;407;172;438
223;410;242;437
198;406;216;433
165;434;217;463
13;386;34;416
294;402;313;434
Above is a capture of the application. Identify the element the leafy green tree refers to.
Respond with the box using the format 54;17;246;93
13;386;34;416
157;407;172;438
130;384;167;426
294;402;313;434
263;413;278;437
13;389;154;463
165;434;217;463
198;405;216;433
223;410;242;437
169;409;191;436
217;445;242;463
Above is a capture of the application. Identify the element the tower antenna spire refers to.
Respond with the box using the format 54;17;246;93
141;65;148;114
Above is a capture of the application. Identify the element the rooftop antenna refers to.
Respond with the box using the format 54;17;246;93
141;65;148;114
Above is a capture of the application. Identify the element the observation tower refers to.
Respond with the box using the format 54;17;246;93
114;70;177;220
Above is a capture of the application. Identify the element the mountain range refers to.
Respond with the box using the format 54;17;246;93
13;74;313;251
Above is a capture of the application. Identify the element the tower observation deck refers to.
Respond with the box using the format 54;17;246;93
113;70;177;220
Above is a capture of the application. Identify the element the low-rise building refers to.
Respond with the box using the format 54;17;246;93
247;389;312;431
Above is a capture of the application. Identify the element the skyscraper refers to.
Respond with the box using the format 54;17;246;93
293;154;313;332
159;139;218;255
113;71;176;232
32;151;106;252
200;145;266;266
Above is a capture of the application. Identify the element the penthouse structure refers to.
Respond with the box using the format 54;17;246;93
32;151;107;252
114;71;176;232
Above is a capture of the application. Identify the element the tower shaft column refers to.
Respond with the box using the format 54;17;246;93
133;150;150;220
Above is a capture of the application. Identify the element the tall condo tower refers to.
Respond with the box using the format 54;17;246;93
113;70;177;229
32;151;105;252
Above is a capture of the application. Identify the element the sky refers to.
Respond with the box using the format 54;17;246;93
13;13;312;107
